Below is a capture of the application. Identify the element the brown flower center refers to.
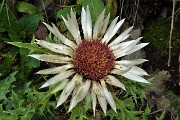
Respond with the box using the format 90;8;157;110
74;40;115;80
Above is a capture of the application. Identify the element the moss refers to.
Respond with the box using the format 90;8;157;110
143;17;180;56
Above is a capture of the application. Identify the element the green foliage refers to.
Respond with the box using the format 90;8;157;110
167;91;180;113
57;21;68;32
78;0;105;24
0;0;6;13
70;103;88;120
20;48;40;69
0;1;171;119
107;97;140;120
15;2;43;20
141;105;151;120
0;5;40;42
143;17;180;56
156;111;165;120
0;6;20;41
176;115;179;120
56;7;71;19
8;41;52;54
105;0;117;19
19;15;40;37
57;0;106;25
0;72;17;101
0;54;16;76
0;72;57;120
171;99;180;109
121;77;149;103
0;6;20;34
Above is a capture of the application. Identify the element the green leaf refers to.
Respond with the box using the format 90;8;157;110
0;107;19;120
108;109;118;120
57;21;68;32
0;54;16;76
8;32;21;42
15;2;38;14
107;96;140;120
122;77;148;104
70;103;87;120
171;99;180;108
106;0;117;19
0;25;6;32
0;6;20;41
0;72;17;101
8;42;52;54
21;112;34;120
75;4;82;15
19;15;40;35
56;7;71;19
141;105;151;120
8;91;24;109
14;82;31;97
156;111;165;120
175;115;179;120
20;48;40;69
15;2;43;20
84;93;92;111
0;0;6;13
26;88;55;115
78;0;105;24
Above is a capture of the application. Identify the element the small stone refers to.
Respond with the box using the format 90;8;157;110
156;95;170;110
145;70;171;97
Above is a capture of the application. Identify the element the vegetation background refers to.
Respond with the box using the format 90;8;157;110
0;0;179;120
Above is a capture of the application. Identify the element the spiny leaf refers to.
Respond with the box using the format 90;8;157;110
107;96;140;120
8;42;52;54
142;105;151;120
122;77;148;104
70;103;87;120
9;90;24;108
20;48;40;69
0;72;17;101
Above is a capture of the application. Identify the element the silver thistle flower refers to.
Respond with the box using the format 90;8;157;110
29;6;149;116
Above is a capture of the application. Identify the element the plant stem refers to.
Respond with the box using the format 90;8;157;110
168;0;176;66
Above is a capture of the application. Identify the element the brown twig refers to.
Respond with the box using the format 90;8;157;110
133;0;140;26
168;8;180;19
119;0;124;20
42;0;48;23
148;105;170;115
168;0;176;66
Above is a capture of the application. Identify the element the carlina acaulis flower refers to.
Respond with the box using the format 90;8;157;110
29;6;149;116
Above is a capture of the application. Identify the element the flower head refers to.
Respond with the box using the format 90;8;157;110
29;6;149;115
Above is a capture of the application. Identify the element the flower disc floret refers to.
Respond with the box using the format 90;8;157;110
74;40;115;80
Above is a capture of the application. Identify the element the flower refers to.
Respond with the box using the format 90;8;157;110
29;6;149;115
